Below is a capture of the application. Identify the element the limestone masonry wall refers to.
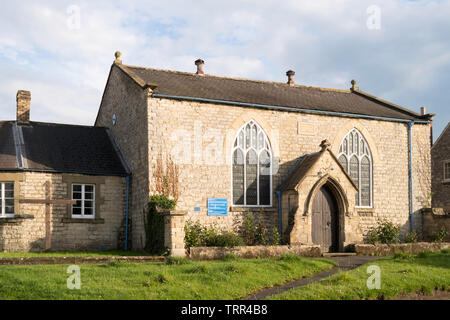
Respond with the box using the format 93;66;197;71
147;96;431;242
0;172;126;252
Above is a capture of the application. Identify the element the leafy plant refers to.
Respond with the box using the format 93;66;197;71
144;195;176;254
404;231;419;243
365;219;400;244
433;227;448;243
242;212;281;245
184;221;244;248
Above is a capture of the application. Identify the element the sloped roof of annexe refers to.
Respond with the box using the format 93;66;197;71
0;121;129;176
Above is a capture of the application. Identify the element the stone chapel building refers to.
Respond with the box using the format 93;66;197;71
0;52;434;253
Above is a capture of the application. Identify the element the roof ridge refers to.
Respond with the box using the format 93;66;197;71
25;121;107;129
432;121;450;149
123;64;352;94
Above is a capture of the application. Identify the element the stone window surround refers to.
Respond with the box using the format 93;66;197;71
61;175;106;224
443;159;450;183
0;172;24;219
337;128;373;208
71;183;96;219
231;119;273;207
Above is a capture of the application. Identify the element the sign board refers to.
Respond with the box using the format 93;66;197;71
207;198;228;216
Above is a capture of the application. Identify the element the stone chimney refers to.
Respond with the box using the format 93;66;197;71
195;59;205;75
16;90;31;125
420;106;426;115
286;70;295;85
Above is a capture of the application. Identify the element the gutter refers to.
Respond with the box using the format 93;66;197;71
408;121;414;232
152;93;431;124
276;190;282;244
125;175;130;250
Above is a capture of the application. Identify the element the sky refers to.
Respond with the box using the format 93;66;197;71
0;0;449;140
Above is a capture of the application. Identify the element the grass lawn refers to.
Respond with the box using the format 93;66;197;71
0;250;154;258
268;250;450;300
0;254;335;300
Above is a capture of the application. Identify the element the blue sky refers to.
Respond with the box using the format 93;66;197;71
0;0;449;140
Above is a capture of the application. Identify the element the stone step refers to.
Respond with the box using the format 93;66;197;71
322;252;357;257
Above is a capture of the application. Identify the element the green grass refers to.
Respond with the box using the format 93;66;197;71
0;250;154;258
0;254;335;300
268;250;450;300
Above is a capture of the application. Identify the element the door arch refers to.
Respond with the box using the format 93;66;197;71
311;185;339;252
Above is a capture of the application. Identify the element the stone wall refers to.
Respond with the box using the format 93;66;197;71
95;64;150;250
354;242;450;256
189;244;322;260
431;124;450;211
163;210;187;257
0;172;126;252
422;208;450;242
146;96;432;242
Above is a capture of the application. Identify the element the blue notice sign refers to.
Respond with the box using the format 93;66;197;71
207;198;228;216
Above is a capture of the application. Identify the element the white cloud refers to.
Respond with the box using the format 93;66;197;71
0;0;449;136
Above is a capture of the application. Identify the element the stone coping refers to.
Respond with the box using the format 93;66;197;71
0;256;166;265
189;244;322;260
354;242;450;256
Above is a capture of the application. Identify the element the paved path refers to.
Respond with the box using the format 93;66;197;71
244;255;378;300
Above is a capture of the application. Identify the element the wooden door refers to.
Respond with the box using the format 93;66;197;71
312;186;338;252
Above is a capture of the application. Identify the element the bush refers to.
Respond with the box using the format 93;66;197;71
365;220;400;244
433;227;448;243
242;212;281;246
404;231;419;243
144;194;176;254
184;221;244;248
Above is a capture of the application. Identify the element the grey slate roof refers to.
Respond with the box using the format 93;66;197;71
118;64;430;122
0;121;128;176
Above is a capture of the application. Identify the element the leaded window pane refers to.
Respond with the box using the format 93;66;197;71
246;150;258;205
339;155;347;171
361;157;370;206
259;150;271;205
233;149;244;205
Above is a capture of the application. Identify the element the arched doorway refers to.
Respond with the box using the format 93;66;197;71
311;185;339;252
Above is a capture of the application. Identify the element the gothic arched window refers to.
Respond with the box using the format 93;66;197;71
232;120;272;206
338;128;373;207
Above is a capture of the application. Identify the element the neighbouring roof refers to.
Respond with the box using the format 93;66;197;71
432;121;450;149
116;63;431;122
277;148;357;191
0;121;128;176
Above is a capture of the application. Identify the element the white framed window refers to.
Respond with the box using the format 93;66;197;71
72;184;95;218
231;120;272;207
444;160;450;182
0;182;14;218
338;128;373;208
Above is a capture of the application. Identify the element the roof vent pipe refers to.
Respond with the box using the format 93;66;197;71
195;59;205;75
286;70;295;85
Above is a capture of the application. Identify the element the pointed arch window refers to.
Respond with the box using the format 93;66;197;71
232;120;272;206
338;128;373;207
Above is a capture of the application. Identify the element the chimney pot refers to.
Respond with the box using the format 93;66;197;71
16;90;31;125
195;59;205;75
351;79;358;91
286;70;295;85
420;106;426;115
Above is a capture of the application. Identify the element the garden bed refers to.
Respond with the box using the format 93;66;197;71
354;242;450;256
189;244;321;260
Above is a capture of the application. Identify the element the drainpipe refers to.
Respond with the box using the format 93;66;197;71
276;190;282;244
408;121;414;232
125;175;130;250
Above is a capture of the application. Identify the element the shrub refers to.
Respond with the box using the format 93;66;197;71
433;227;448;243
365;220;400;244
184;221;244;248
393;252;414;260
144;194;176;254
242;212;281;245
404;231;419;243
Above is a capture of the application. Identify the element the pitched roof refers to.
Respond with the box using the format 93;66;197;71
116;64;431;122
432;121;450;149
0;121;128;176
277;148;357;191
